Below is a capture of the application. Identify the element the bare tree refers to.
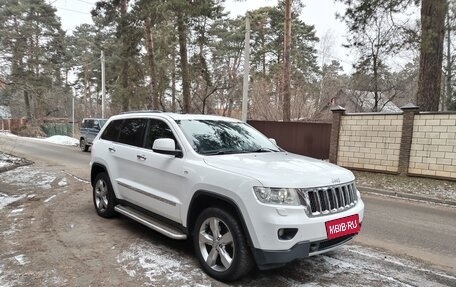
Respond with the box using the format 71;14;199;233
348;12;404;111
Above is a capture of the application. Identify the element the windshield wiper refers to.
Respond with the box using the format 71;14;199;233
201;150;241;155
251;147;279;153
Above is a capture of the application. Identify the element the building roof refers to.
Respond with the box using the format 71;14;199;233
333;89;401;113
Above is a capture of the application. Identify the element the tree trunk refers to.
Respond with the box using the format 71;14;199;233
282;0;292;121
119;0;129;111
177;12;191;113
144;17;159;110
417;0;447;111
373;55;379;112
84;65;90;116
445;9;451;111
171;48;177;113
24;90;31;119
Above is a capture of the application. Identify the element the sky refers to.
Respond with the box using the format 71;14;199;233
50;0;355;71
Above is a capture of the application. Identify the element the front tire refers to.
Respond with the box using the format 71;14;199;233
93;172;117;218
193;208;254;281
80;138;89;152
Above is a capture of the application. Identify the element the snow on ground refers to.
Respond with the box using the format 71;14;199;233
0;131;18;137
0;153;24;169
0;193;25;210
43;195;56;203
23;135;79;146
13;255;28;266
33;135;79;146
0;166;56;189
0;131;78;146
58;177;67;187
117;239;212;286
117;241;455;287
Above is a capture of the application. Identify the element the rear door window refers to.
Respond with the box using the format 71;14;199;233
118;118;147;147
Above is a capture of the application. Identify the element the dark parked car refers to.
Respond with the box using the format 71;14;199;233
79;118;107;152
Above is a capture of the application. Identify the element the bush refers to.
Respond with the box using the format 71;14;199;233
15;125;46;137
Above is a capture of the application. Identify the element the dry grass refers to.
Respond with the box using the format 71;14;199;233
14;125;46;137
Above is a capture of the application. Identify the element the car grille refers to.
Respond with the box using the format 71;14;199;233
299;182;358;217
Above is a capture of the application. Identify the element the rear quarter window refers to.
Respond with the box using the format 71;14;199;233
101;120;123;142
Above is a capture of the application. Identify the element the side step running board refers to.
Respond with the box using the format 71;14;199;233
114;205;187;240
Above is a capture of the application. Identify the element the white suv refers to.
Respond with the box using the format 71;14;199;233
90;112;364;281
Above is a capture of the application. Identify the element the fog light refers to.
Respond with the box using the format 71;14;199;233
277;228;298;240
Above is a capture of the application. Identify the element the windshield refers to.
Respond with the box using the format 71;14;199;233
176;119;280;155
99;120;108;127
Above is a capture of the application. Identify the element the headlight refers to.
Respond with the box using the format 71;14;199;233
253;187;301;206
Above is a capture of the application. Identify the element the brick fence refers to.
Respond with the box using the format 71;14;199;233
329;105;456;181
0;118;26;132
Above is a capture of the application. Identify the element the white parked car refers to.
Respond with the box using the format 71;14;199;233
90;112;364;281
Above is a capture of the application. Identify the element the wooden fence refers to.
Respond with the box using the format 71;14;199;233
248;120;332;159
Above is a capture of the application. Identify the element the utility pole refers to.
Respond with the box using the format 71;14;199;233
241;14;251;122
282;0;292;121
101;50;106;118
72;87;75;138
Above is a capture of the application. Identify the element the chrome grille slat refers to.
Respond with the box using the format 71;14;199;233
299;182;358;217
315;190;322;212
343;186;350;207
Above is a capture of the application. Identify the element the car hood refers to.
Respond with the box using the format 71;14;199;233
203;152;355;188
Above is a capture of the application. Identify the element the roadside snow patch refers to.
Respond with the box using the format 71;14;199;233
13;255;29;266
0;193;25;210
0;166;55;189
44;195;56;203
0;153;24;169
10;208;24;214
117;240;211;286
39;135;79;146
0;131;18;137
58;177;67;187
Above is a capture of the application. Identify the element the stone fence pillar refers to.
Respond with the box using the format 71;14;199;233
329;106;346;164
398;104;420;175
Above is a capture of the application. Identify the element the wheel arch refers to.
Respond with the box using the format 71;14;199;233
187;190;254;248
91;163;108;187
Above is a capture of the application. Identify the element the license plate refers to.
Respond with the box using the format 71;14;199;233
325;214;360;239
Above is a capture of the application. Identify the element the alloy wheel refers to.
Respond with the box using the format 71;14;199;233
94;179;109;212
198;217;235;272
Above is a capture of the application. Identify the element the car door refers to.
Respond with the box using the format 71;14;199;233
88;120;101;144
125;118;186;223
107;118;148;201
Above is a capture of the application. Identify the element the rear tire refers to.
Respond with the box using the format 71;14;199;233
193;207;254;281
80;138;89;152
93;172;117;218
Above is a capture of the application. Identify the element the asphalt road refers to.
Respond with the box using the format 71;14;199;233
1;133;455;274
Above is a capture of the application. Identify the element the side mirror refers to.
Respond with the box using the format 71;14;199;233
152;138;182;157
269;138;277;146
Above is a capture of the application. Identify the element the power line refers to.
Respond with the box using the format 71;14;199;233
74;0;96;5
55;6;90;15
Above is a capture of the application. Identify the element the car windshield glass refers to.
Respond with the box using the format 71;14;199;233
176;119;280;155
99;120;108;127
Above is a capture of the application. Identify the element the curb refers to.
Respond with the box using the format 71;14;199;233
358;186;456;207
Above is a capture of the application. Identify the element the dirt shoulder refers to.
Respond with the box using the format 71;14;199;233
354;170;456;204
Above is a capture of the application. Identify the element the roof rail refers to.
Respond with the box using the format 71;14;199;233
121;110;163;114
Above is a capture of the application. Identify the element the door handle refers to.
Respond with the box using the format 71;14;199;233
108;147;116;153
137;154;147;161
